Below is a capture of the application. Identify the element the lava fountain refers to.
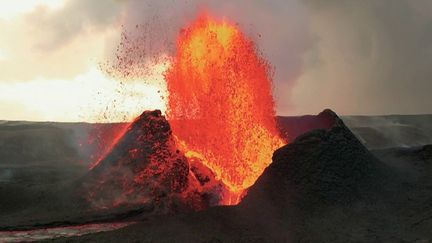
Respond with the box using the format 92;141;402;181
166;14;285;205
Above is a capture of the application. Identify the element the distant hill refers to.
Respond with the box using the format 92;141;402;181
1;113;432;166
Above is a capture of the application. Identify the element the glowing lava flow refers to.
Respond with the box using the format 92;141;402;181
166;14;285;205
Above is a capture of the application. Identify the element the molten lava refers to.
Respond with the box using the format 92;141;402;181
166;14;285;204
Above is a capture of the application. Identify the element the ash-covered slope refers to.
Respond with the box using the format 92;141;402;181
244;109;391;207
81;110;219;213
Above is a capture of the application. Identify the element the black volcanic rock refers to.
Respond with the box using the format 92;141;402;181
81;110;214;213
244;109;390;207
420;144;432;161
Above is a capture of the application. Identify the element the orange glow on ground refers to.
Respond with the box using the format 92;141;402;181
166;14;285;205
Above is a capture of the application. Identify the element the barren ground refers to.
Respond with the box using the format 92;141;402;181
0;112;431;242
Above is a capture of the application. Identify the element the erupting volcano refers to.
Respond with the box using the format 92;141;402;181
86;13;285;208
166;14;285;204
3;2;432;242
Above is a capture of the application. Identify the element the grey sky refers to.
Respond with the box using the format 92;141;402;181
118;0;432;115
294;0;432;115
0;0;431;120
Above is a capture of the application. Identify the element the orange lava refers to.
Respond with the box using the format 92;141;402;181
166;14;285;205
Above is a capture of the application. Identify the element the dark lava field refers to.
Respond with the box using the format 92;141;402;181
0;110;432;242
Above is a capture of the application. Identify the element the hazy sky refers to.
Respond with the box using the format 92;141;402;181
0;0;431;121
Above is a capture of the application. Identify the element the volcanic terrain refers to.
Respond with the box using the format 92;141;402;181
0;110;432;242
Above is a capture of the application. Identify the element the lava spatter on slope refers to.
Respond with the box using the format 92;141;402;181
82;110;224;213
